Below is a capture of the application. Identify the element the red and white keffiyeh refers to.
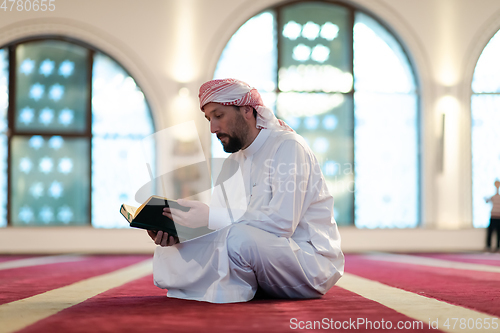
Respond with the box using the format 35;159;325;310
199;78;294;132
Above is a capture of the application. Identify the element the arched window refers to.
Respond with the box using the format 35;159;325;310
213;1;420;228
0;38;154;228
471;29;500;228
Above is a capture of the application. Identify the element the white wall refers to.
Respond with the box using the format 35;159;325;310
0;227;486;254
1;0;499;252
369;0;500;229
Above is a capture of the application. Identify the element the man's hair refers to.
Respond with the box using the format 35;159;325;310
233;105;257;119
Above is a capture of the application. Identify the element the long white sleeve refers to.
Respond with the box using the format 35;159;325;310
209;163;247;230
237;140;313;238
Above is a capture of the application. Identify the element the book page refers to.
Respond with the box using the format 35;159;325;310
122;204;138;218
137;195;167;214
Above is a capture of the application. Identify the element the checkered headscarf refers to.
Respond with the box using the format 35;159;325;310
199;78;293;132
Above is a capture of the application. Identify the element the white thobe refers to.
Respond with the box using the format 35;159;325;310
153;129;344;303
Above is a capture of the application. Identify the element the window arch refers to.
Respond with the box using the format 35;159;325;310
471;29;500;228
213;1;420;228
0;38;155;228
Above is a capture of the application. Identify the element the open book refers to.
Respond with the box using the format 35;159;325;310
120;195;212;242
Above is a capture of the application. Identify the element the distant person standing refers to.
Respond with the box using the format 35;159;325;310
485;180;500;252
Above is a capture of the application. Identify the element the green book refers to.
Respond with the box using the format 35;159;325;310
120;195;190;237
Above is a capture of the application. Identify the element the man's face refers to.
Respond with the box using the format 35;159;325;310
203;102;249;153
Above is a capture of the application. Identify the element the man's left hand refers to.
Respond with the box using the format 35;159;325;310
163;199;209;228
147;230;179;247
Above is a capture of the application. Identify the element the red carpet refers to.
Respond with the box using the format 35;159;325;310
346;254;500;317
1;253;498;333
0;255;37;263
16;277;438;333
416;253;500;267
0;255;149;305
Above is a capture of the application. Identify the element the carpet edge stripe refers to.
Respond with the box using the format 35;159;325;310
0;255;88;271
0;258;153;333
337;273;500;333
361;253;500;273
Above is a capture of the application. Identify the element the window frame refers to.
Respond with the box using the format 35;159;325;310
470;28;500;228
214;0;421;226
2;35;156;226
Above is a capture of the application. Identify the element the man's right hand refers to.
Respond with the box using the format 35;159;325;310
147;230;179;247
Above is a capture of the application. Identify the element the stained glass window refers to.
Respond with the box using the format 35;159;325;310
0;48;8;227
92;53;154;228
1;39;155;228
9;40;91;226
16;41;88;133
353;13;419;228
213;2;419;227
280;3;350;81
11;136;89;225
471;30;500;228
214;11;277;94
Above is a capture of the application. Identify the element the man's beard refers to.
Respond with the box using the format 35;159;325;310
218;133;243;153
217;112;248;153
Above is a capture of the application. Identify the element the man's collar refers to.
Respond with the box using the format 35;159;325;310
242;129;270;158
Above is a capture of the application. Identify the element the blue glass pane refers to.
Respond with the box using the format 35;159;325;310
279;64;352;93
15;41;89;132
92;53;155;228
280;2;351;86
92;53;154;136
471;94;500;227
277;92;345;118
92;136;154;228
354;92;419;228
0;48;7;133
354;13;416;93
214;11;277;93
0;135;6;227
10;136;89;226
0;49;7;227
472;30;500;93
277;92;354;226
